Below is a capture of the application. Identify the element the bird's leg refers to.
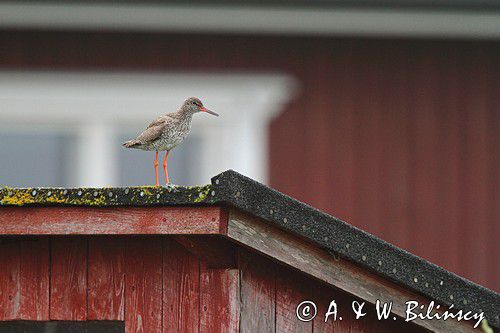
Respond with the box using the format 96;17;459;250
154;151;159;186
163;151;170;184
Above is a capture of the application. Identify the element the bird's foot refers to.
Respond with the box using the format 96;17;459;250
164;183;179;192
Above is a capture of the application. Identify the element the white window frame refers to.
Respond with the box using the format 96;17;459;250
0;71;296;186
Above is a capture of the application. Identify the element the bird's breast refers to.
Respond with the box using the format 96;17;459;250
155;120;191;151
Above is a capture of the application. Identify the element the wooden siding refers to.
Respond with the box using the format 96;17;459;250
0;206;226;235
0;30;498;292
0;236;425;332
0;237;240;332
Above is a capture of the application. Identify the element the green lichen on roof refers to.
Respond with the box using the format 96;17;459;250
0;184;215;207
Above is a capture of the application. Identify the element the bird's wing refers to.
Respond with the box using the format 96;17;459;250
135;116;171;144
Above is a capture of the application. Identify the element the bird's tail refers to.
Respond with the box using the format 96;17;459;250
122;139;140;148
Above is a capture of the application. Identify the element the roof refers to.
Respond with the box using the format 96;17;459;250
1;2;499;39
3;0;499;11
1;169;499;328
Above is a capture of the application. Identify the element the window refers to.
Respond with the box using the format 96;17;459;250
0;71;294;187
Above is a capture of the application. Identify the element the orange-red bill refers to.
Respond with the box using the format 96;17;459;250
200;107;219;116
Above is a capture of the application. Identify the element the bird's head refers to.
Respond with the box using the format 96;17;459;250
183;97;219;116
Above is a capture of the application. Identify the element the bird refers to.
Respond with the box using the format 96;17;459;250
123;97;218;186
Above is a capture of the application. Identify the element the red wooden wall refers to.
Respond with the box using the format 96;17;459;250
0;236;424;332
0;30;498;292
0;237;240;332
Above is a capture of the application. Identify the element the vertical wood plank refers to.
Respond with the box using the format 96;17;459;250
0;238;50;321
19;238;50;320
437;55;462;274
312;284;334;333
408;50;441;260
275;267;312;333
50;237;87;321
460;49;491;287
199;264;240;333
378;46;412;249
351;47;383;237
0;240;22;321
163;238;200;333
239;250;275;333
302;47;332;212
325;44;356;222
87;237;125;320
488;52;500;292
125;237;163;333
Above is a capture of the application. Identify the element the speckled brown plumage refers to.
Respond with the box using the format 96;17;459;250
122;97;218;185
123;97;217;151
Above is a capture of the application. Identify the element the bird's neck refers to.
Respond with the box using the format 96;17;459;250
175;108;194;123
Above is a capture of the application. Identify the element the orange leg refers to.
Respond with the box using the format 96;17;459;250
154;151;159;186
163;151;170;184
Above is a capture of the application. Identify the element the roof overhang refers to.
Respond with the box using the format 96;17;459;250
1;170;498;331
0;2;499;39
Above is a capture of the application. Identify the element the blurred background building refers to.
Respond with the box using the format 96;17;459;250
0;1;498;292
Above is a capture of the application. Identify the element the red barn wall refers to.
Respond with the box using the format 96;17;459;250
0;30;498;292
0;236;425;332
0;236;239;332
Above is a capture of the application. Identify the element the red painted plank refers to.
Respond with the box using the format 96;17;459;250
313;280;424;333
312;284;335;333
437;56;462;275
199;264;240;333
408;51;441;261
50;237;87;320
323;46;356;222
0;241;20;321
351;49;384;238
275;267;312;333
0;206;226;235
377;46;411;249
239;250;276;333
87;237;125;320
460;50;491;287
489;56;500;292
125;237;163;333
18;238;50;320
163;239;200;333
0;238;50;321
302;49;332;212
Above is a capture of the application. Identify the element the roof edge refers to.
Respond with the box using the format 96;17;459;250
210;170;500;328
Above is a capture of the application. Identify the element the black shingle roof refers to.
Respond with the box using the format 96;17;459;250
1;169;499;328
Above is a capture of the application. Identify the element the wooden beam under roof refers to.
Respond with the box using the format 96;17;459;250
226;209;477;333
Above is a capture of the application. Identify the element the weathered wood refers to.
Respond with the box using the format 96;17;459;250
276;266;312;333
239;250;276;333
50;237;87;320
199;264;240;333
125;237;163;333
0;241;20;320
18;238;50;320
174;235;236;269
0;206;226;235
312;284;335;333
227;210;474;333
0;238;50;320
163;239;200;333
87;237;125;320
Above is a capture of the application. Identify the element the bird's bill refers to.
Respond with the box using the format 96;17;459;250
200;107;219;116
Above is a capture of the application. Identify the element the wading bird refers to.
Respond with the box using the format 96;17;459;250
123;97;218;186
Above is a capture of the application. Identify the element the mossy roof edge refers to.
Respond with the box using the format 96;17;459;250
1;170;499;328
0;184;215;207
